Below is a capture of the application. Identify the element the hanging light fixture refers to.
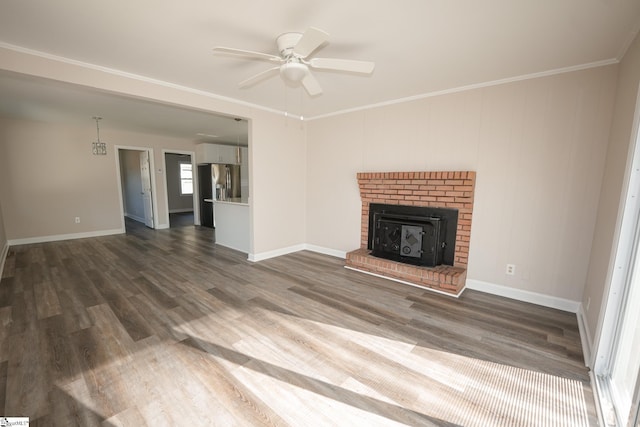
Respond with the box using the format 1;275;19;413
92;116;107;155
280;61;308;83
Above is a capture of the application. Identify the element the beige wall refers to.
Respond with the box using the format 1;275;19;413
250;111;306;255
306;65;618;302
0;117;197;240
0;117;122;239
583;32;640;344
0;45;308;255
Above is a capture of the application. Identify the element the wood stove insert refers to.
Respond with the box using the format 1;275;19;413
368;203;458;267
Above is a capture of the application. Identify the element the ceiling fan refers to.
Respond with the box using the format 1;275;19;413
212;27;375;96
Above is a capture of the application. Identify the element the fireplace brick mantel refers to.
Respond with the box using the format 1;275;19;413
346;171;476;296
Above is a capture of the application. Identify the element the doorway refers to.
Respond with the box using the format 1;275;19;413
163;150;198;228
116;147;157;230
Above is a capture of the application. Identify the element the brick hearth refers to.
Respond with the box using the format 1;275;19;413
345;171;476;296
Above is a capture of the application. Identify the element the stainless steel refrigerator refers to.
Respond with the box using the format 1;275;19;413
211;163;241;201
198;163;241;228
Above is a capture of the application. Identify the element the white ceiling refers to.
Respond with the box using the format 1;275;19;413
0;70;249;144
0;0;639;136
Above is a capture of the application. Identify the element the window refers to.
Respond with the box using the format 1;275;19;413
180;162;193;195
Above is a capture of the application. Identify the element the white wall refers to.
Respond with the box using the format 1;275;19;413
583;31;640;344
306;65;618;302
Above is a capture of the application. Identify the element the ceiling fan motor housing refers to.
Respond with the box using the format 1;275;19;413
276;32;303;57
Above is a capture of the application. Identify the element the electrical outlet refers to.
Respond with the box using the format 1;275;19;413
506;264;516;276
75;217;81;224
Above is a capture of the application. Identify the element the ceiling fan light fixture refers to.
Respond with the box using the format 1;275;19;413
280;62;307;83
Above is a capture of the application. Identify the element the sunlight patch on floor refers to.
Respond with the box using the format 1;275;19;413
58;305;592;425
231;364;413;427
226;312;590;426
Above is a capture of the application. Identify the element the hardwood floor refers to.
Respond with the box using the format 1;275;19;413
0;222;597;426
168;212;194;228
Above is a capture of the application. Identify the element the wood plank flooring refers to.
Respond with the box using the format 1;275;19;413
0;220;597;426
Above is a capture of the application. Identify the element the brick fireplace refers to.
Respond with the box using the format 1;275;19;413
345;171;476;296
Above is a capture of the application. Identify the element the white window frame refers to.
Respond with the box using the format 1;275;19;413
179;162;193;196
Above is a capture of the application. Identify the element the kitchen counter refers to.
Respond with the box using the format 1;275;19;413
215;197;249;206
214;201;249;253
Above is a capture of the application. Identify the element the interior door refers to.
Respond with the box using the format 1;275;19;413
140;151;154;228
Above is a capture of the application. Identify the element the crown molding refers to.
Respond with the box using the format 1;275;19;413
0;41;287;118
307;58;619;121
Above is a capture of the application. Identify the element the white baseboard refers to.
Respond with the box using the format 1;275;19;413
156;223;170;230
576;304;593;368
248;244;306;262
465;279;581;313
8;228;124;246
303;244;347;259
248;243;347;262
0;241;9;280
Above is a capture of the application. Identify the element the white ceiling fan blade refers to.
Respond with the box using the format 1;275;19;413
293;27;329;58
238;67;280;88
309;57;375;74
212;47;282;63
301;72;322;96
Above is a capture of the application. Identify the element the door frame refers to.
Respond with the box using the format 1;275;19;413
161;149;199;226
115;145;160;230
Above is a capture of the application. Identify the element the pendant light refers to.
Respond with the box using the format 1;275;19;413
92;116;107;155
235;118;242;164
